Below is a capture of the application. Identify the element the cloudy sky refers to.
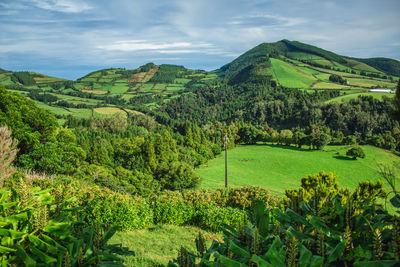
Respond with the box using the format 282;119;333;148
1;0;399;80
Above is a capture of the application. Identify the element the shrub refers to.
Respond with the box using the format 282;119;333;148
346;146;366;160
193;203;246;232
152;191;194;225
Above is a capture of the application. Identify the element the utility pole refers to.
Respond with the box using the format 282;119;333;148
224;133;229;188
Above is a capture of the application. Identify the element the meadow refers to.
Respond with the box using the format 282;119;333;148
270;58;317;88
197;144;400;196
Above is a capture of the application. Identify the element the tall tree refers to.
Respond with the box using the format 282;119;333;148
392;79;400;121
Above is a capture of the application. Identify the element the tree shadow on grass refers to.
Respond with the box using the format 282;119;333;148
333;155;353;160
254;143;313;152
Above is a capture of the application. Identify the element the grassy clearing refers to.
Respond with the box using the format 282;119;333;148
141;83;154;91
311;82;351;89
110;84;129;94
326;92;395;103
270;58;317;88
346;78;396;89
344;58;382;73
94;107;126;116
153;83;167;90
82;89;108;95
174;78;191;84
108;225;221;267
197;144;399;196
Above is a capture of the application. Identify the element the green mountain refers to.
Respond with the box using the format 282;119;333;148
219;40;399;90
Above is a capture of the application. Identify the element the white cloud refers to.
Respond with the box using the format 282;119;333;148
97;40;214;53
31;0;92;13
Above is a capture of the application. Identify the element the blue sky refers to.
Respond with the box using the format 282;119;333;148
1;0;399;80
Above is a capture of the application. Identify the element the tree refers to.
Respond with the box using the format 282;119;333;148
391;79;400;121
329;74;347;84
237;124;260;144
0;126;18;184
346;146;365;160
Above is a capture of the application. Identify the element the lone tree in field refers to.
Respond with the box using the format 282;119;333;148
346;146;365;160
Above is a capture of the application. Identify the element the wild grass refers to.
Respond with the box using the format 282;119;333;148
108;225;221;267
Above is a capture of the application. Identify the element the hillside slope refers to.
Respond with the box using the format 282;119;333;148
219;40;399;91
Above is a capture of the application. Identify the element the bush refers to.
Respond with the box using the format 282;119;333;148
193;203;246;232
152;191;194;225
346;146;366;159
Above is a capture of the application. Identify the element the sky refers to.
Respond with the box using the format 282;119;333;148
1;0;399;80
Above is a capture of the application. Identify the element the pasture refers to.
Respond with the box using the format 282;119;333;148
270;58;317;88
94;107;126;116
197;144;399;196
327;92;395;103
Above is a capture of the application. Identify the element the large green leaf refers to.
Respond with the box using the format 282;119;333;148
309;217;330;235
30;246;57;265
0;228;26;239
102;226;118;246
229;240;251;258
309;256;324;267
1;212;28;223
0;245;16;253
286;208;310;226
390;194;400;208
83;225;95;257
327;241;345;263
28;234;58;255
299;245;312;266
215;252;249;267
15;244;36;267
253;200;270;237
41;234;67;252
264;237;285;267
0;201;17;210
251;255;274;267
0;190;10;203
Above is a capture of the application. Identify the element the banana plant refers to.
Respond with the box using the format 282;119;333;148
0;186;130;266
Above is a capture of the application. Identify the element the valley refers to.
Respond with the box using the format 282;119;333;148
1;39;400;266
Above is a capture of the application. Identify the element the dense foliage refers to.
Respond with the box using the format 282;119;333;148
169;172;400;266
0;175;131;266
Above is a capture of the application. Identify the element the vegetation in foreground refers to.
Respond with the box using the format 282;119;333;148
168;172;400;267
108;225;221;266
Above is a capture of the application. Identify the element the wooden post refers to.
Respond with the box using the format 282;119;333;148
224;134;229;188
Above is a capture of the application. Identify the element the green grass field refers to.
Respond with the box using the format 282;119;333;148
109;225;220;266
327;92;395;103
270;58;317;88
197;144;400;196
311;81;351;89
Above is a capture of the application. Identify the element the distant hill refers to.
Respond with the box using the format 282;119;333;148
218;40;399;89
356;57;400;77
